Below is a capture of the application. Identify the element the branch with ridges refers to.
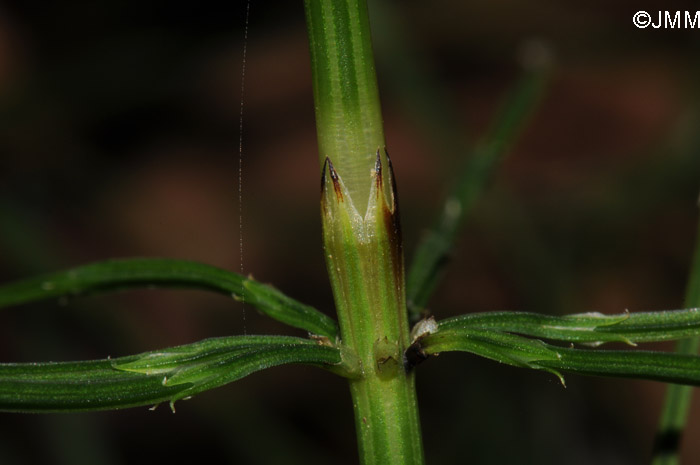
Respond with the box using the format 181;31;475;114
0;258;339;340
418;328;700;387
0;335;345;413
437;308;700;346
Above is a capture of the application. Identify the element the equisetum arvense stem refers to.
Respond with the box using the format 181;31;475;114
303;1;425;464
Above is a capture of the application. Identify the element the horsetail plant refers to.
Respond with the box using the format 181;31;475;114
1;1;700;464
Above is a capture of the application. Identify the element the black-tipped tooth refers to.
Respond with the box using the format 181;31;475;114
374;149;383;190
374;149;382;175
384;148;399;212
322;157;343;202
320;157;330;192
327;157;339;182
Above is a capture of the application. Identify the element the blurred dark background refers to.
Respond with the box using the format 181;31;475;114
1;0;700;464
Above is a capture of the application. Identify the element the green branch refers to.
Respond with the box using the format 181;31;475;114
0;335;343;413
420;328;700;387
437;308;700;346
0;258;338;340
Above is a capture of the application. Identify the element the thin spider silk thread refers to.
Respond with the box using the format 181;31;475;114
238;0;251;334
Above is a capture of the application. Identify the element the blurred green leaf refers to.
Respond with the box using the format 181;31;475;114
437;308;700;346
0;258;338;339
0;335;342;413
421;327;700;387
406;67;549;322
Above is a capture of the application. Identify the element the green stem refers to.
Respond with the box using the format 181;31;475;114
305;0;386;209
652;216;700;465
304;1;424;464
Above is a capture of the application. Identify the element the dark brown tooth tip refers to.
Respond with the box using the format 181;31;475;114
374;148;383;190
377;148;403;273
320;157;330;192
326;158;343;201
384;148;400;212
327;158;338;181
384;147;394;174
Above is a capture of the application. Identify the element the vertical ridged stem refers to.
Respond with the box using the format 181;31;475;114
305;0;387;209
304;1;425;464
652;216;700;465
